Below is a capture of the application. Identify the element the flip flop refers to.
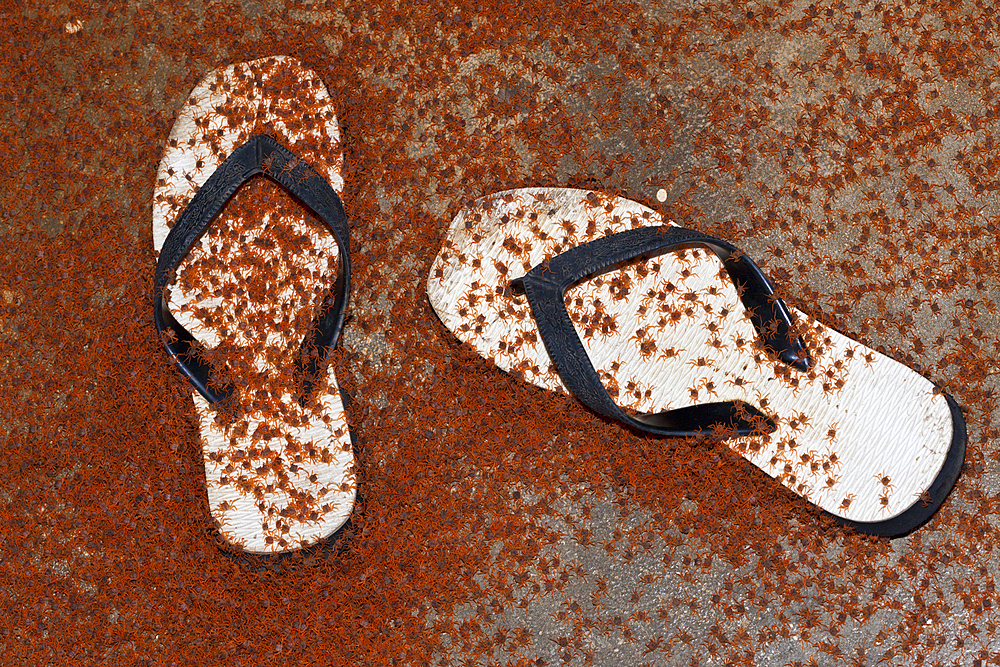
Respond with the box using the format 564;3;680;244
427;187;965;537
153;56;356;553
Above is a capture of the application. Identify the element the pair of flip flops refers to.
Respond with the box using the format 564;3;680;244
154;58;965;553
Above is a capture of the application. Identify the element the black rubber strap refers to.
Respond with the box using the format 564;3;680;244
509;225;809;437
153;134;351;407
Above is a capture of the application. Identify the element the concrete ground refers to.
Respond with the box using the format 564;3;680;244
4;0;999;665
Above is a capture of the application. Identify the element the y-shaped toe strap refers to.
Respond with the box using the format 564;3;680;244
154;134;350;407
510;225;809;437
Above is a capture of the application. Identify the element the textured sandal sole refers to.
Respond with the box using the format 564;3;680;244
153;56;355;553
428;187;962;530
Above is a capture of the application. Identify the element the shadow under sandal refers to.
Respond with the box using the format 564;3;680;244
153;57;356;553
427;187;965;537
